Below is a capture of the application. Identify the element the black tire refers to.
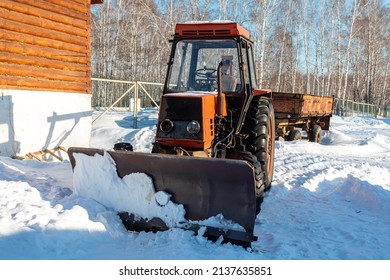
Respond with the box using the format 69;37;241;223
227;150;264;214
113;142;133;151
242;97;275;190
237;151;264;215
287;129;302;141
309;124;322;143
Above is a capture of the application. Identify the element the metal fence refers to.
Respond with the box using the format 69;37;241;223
334;98;390;118
384;107;390;118
90;78;390;128
91;78;162;128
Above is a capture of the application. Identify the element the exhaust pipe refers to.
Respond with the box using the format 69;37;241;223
216;61;224;117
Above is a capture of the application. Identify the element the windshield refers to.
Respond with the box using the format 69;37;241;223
167;39;241;93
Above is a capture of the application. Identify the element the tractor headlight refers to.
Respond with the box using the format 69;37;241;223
186;120;201;135
160;119;174;133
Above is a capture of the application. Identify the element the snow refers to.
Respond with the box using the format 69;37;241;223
72;151;186;227
1;109;390;267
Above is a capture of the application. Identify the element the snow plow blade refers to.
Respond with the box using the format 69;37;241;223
68;147;258;246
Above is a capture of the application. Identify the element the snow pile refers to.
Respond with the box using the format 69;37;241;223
0;178;107;259
90;109;157;152
72;151;186;227
0;178;105;236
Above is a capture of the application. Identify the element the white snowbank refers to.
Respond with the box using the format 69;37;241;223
0;180;105;237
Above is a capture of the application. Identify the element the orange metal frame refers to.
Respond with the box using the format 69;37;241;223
156;94;221;150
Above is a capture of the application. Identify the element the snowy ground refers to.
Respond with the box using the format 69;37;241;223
1;108;390;262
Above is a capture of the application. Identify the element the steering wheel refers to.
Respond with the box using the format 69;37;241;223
194;68;217;78
194;68;217;91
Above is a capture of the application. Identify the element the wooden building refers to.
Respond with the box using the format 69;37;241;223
0;0;102;158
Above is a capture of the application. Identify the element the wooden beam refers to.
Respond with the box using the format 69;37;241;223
0;7;87;38
1;28;87;54
0;62;87;82
0;0;87;29
1;75;88;93
0;41;87;64
0;52;86;72
11;0;88;20
17;147;68;162
0;0;91;94
44;149;64;161
0;16;87;47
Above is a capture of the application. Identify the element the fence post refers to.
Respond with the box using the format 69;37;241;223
133;82;139;129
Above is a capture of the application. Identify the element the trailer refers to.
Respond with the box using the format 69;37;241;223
272;92;334;143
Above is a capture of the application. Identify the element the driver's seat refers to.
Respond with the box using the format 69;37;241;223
221;75;237;92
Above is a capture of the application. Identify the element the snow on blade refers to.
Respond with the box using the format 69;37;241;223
72;151;186;227
71;151;247;233
193;214;245;232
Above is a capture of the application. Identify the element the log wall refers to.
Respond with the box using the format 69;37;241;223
0;0;91;94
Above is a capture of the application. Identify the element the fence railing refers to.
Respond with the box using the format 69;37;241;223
91;78;162;128
90;78;390;128
383;107;390;118
334;98;390;118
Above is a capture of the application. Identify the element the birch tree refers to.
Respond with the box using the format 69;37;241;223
275;1;292;92
251;0;279;88
341;0;365;101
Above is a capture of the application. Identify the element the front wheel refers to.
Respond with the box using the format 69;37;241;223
242;97;275;190
232;151;264;215
241;152;264;199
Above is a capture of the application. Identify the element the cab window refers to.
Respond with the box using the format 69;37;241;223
168;39;241;93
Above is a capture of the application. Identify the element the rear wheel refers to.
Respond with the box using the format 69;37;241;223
309;124;322;143
242;97;275;190
287;129;302;141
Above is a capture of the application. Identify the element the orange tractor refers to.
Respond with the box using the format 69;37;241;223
68;22;275;246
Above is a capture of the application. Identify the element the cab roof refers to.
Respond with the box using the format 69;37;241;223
175;22;251;40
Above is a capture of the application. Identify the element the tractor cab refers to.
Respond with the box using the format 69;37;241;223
156;22;260;156
164;22;257;96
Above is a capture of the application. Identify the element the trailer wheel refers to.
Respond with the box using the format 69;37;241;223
287;129;302;141
242;96;275;190
309;124;322;143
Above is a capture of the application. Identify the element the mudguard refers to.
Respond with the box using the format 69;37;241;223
67;147;257;245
